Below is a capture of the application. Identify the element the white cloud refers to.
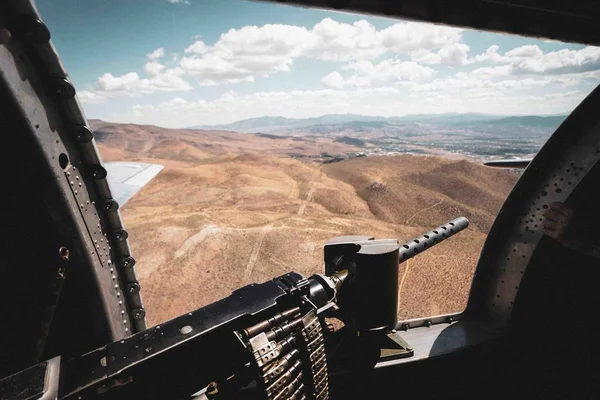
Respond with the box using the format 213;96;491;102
147;48;165;60
95;69;190;96
79;48;191;103
178;18;469;86
167;0;190;4
301;18;383;61
184;40;209;54
411;43;471;66
180;24;310;85
505;44;543;59
437;43;471;66
474;45;506;63
77;90;106;104
321;71;344;89
326;59;435;88
144;61;166;75
378;22;462;52
475;44;600;75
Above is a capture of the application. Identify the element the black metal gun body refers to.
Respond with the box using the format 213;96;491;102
0;218;469;400
62;276;294;399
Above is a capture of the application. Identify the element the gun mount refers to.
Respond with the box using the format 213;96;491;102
0;218;469;400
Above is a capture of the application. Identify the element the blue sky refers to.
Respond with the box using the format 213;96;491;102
37;0;600;128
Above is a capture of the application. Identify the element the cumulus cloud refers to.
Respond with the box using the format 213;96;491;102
378;22;463;53
180;24;310;85
322;59;435;88
321;71;344;89
475;44;600;75
411;43;471;66
78;48;191;103
178;18;466;85
343;59;435;86
80;16;598;119
184;40;209;54
147;48;165;60
301;18;383;61
77;90;106;104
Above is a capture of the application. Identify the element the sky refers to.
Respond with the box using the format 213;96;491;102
36;0;600;128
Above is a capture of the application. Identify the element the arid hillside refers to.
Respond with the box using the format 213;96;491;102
92;120;519;327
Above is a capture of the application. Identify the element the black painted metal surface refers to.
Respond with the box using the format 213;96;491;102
258;0;600;46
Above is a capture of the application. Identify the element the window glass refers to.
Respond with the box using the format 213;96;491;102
37;0;596;326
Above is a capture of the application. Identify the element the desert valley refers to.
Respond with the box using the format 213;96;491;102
91;118;524;327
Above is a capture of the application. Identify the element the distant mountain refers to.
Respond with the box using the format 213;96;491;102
190;113;567;133
483;115;566;128
188;114;385;132
390;113;504;124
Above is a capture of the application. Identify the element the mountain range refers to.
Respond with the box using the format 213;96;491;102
190;113;567;133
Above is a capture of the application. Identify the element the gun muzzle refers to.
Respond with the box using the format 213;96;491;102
399;217;469;262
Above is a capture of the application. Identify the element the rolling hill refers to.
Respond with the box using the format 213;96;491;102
92;120;519;326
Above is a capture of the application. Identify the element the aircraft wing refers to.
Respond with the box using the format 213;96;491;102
104;162;164;205
483;158;533;168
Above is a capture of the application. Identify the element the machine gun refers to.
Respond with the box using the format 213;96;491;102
0;218;468;400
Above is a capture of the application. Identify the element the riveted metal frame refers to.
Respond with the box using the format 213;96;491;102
469;85;600;326
1;0;146;339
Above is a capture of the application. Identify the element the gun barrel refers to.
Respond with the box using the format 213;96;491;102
399;217;469;262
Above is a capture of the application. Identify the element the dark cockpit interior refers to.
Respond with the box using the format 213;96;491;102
1;1;600;399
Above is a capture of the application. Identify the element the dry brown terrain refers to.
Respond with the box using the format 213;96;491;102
91;120;518;327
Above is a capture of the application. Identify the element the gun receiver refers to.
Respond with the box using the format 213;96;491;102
1;218;469;400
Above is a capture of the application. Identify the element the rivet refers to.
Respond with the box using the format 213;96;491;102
58;246;70;261
104;199;119;211
110;268;114;272
127;283;140;294
122;256;136;268
74;125;93;143
90;165;107;179
114;230;128;241
180;325;193;335
117;292;121;297
16;17;50;44
54;78;76;99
